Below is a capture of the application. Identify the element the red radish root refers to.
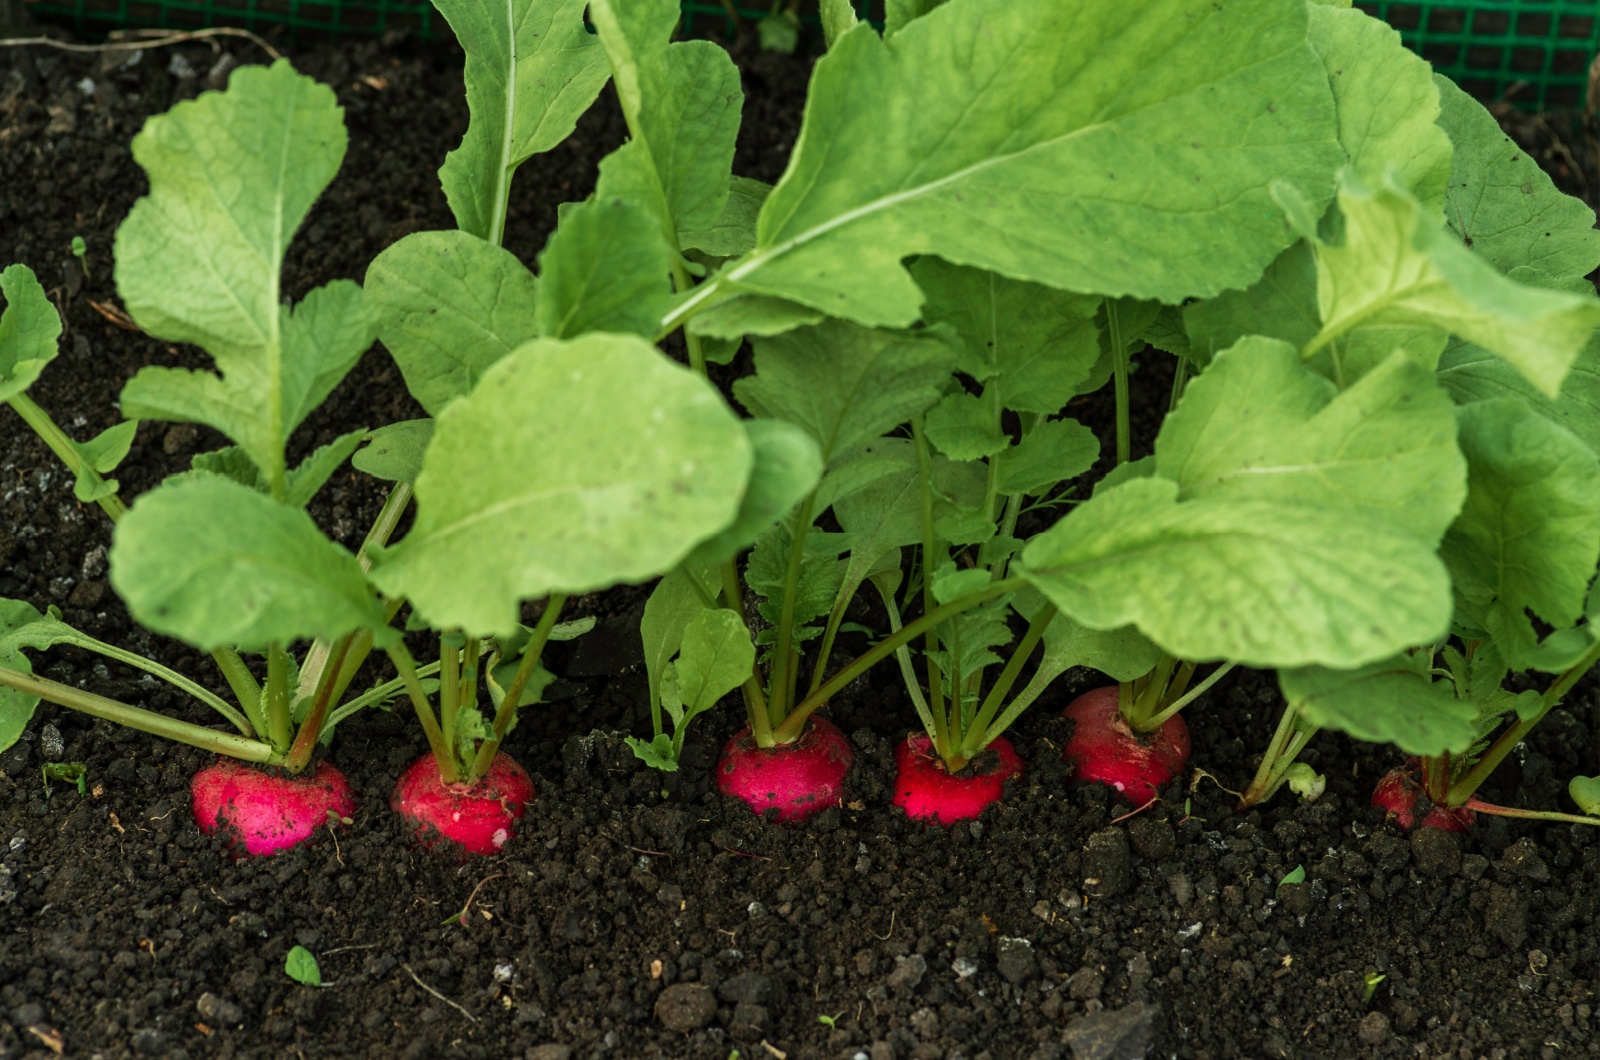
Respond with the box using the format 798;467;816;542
717;716;853;823
1061;686;1190;797
392;752;536;856
1372;766;1473;833
891;733;1023;825
191;758;354;857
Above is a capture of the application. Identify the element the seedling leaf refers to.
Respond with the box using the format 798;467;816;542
110;476;392;652
0;599;46;752
365;230;539;416
0;264;59;402
642;564;722;716
674;608;755;717
352;420;434;484
1276;865;1306;894
1569;776;1600;817
370;334;751;636
285;945;321;987
71;421;138;502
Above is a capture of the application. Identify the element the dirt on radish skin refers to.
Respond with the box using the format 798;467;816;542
1061;685;1190;797
716;716;853;823
391;752;536;856
190;757;355;857
1372;765;1474;833
891;733;1023;825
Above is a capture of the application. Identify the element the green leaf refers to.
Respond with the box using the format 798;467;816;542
758;12;800;55
71;421;138;503
486;658;555;710
686;291;824;340
1183;237;1320;366
685;419;823;567
109;476;391;653
1569;776;1600;817
1307;5;1452;213
679;176;771;259
725;0;1340;326
997;419;1099;497
0;264;59;402
820;0;859;48
190;446;266;491
1279;655;1478;756
114;62;372;496
534;195;675;339
924;392;1005;461
626;732;679;771
284;945;321;987
1438;336;1600;458
1308;176;1600;398
0;599;45;753
641;564;721;717
1019;474;1452;669
589;0;743;234
351;419;434;484
1014;585;1161;684
931;566;994;606
1434;76;1600;284
370;334;750;636
734;319;956;465
1157;338;1465;540
284;428;367;508
364;230;540;416
885;0;948;34
674;608;755;716
434;0;610;241
1443;399;1600;671
746;525;844;642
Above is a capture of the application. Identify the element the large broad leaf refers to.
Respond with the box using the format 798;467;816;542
1439;336;1600;458
114;61;372;499
1443;399;1600;671
370;334;750;637
1157;337;1464;538
1434;76;1600;285
364;230;539;416
0;599;45;753
1307;5;1451;214
1184;241;1321;365
534;195;676;339
435;0;611;242
1019;340;1463;668
588;0;742;237
0;264;59;402
1309;176;1600;398
1279;654;1478;756
714;0;1339;326
734;319;957;465
910;257;1102;414
109;476;391;653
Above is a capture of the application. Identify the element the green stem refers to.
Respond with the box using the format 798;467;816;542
264;645;292;752
283;634;354;773
876;580;936;741
322;660;442;731
51;631;251;736
1106;303;1132;467
1127;652;1178;728
460;637;481;722
911;418;949;758
1461;797;1600;827
1238;703;1310;808
386;642;455;783
1137;660;1237;733
1450;636;1600;805
470;595;567;779
0;666;276;762
722;560;772;745
671;261;708;375
772;577;1026;743
766;496;817;727
440;633;461;757
6;394;129;522
961;602;1054;759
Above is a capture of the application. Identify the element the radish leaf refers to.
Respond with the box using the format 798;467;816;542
534;196;675;339
0;264;58;401
1279;655;1477;756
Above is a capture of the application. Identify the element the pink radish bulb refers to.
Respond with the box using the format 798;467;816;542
392;752;536;856
1372;766;1473;833
1061;686;1190;797
891;732;1023;825
717;716;853;823
191;757;355;857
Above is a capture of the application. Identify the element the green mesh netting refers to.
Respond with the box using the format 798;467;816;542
22;0;1600;111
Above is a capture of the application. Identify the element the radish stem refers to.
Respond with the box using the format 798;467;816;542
470;595;566;778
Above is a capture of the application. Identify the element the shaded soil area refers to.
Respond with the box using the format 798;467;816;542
4;18;1600;1060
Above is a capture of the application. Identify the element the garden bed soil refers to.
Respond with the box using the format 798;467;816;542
4;18;1600;1060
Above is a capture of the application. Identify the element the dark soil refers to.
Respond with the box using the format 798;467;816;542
5;16;1600;1060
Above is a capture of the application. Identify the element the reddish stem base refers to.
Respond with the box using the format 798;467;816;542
716;716;853;823
1372;765;1474;833
1061;686;1190;798
191;758;354;857
392;752;536;856
891;733;1023;825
